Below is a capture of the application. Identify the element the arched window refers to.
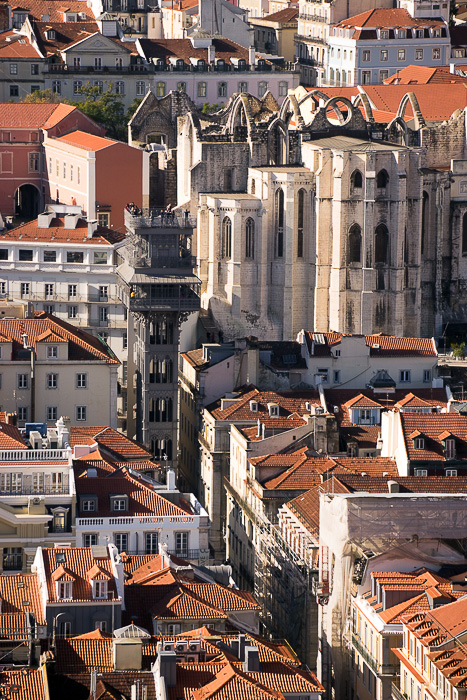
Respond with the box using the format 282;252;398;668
297;188;305;258
221;217;232;259
151;438;172;460
155;398;173;422
275;189;284;258
156;358;173;383
376;169;389;189
245;218;255;259
375;223;389;264
348;224;362;263
421;191;429;255
156;81;165;97
351;170;363;190
463;212;467;255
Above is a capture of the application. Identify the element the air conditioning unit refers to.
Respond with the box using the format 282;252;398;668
176;641;187;652
163;642;175;652
189;641;200;652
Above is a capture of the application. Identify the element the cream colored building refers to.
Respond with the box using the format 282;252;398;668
0;310;119;428
250;7;298;62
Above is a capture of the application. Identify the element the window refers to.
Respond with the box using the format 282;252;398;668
445;439;455;460
31;85;40;94
136;81;146;96
362;50;370;62
415;468;428;476
113;498;127;511
18;406;28;422
297;188;304;258
46;404;57;421
258;81;268;97
380;49;388;62
167;623;180;635
115;81;125;95
123;332;127;350
67;252;83;263
221;217;232;258
18;374;28;390
3;548;22;571
278;80;288;96
76;405;87;421
68;306;78;319
432;48;441;60
56;160;59;177
20;282;30;297
76;373;87;389
84;534;97;546
380;29;389;39
47;373;58;389
94;81;103;94
97;212;110;227
351;170;363;190
114;533;128;553
46;346;58;359
77;167;81;185
414;438;425;449
94;581;108;599
19;249;33;261
446;469;458;476
375;223;389;264
400;370;411;382
45;283;54;298
415;49;424;61
155;81;165;97
177;81;186;92
245;218;255;259
275;188;284;258
0;281;6;294
218;81;227;98
44;250;56;262
29;152;39;172
348;224;362;264
94;252;107;265
99;285;108;300
52;80;61;95
146;532;159;554
31;63;39;75
9;85;19;98
82;500;96;512
175;532;188;556
73;80;83;95
398;49;406;61
99;307;108;324
380;70;389;83
362;71;371;85
424;369;431;382
238;81;248;93
53;510;66;533
197;81;207;98
10;63;17;75
57;581;72;600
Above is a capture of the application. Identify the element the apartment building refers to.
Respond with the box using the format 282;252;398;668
326;9;449;87
250;7;298;61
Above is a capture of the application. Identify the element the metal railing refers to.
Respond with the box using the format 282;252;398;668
0;485;69;495
124;209;196;230
0;449;70;461
392;683;406;700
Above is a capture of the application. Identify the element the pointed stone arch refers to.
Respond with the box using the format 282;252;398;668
353;91;375;123
396;92;426;130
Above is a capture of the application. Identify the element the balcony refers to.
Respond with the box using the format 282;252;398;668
45;63;149;74
0;485;69;495
352;634;397;677
0;449;70;461
298;13;328;21
392;684;405;700
124;209;196;231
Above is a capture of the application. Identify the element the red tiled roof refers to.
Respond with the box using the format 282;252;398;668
340;425;381;449
10;0;95;22
182;348;211;371
209;387;321;421
262;7;298;21
70;427;152;461
334;7;445;27
0;573;45;625
0;312;119;364
0;420;27;449
3;215;125;244
139;37;257;65
191;662;284;700
400;413;467;461
0;102;78;128
384;65;467;85
75;467;193;518
32;20;100;56
0;669;46;700
360;84;467;124
344;393;383;409
42;547;118;602
0;30;42;57
366;334;437;357
52;130;119;151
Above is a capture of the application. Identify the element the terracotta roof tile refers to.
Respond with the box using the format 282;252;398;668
0;102;78;128
384;65;467;85
335;8;445;27
0;669;46;700
0;312;119;364
0;420;27;449
10;0;95;22
53;130;119;151
344;394;383;409
139;37;256;66
70;427;152;461
262;7;298;21
42;547;118;602
209;387;321;421
3;215;125;244
401;413;467;461
32;20;99;56
0;29;42;57
0;573;45;625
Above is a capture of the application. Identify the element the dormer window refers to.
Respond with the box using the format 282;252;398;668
397;29;406;38
47;346;58;359
433;27;441;37
94;580;108;599
111;495;128;511
197;59;206;71
414;438;425;449
445;439;455;460
81;498;97;512
57;581;72;600
250;400;258;412
268;403;279;417
46;29;56;40
380;29;389;39
415;29;424;38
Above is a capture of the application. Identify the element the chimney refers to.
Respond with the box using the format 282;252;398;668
246;348;259;386
87;220;98;239
166;467;176;491
113;638;142;670
387;480;399;493
208;42;215;64
154;650;177;689
131;683;147;700
248;45;255;66
56;415;71;448
238;634;246;661
37;213;54;229
5;413;17;426
244;646;260;672
256;418;261;438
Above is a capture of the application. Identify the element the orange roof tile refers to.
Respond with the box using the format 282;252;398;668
70;427;152;461
335;7;445;27
0;29;42;57
52;130;119;151
384;65;467;85
0;573;45;625
209;387;321;422
1;215;125;244
0;420;27;449
401;413;467;461
10;0;95;22
0;669;46;700
42;547;118;602
261;7;298;21
0;102;79;129
191;662;284;700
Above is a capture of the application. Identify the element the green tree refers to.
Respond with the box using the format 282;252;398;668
70;83;127;140
127;97;143;121
201;102;220;114
22;88;63;103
